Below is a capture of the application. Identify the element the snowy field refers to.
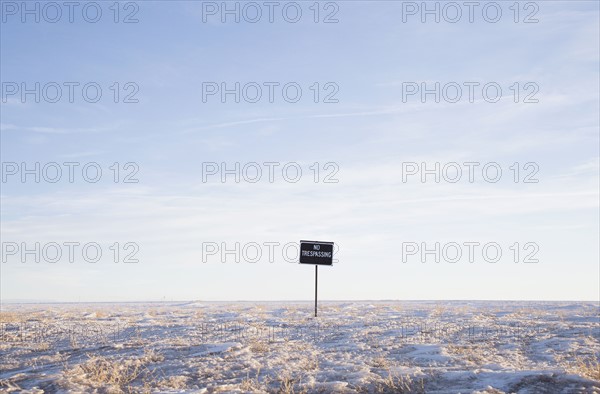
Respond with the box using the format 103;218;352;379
1;301;598;393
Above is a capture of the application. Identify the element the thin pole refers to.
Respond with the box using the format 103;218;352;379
315;265;318;317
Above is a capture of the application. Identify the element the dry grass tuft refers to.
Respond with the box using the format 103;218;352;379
67;349;164;392
249;340;270;353
277;371;307;394
371;356;389;369
570;355;600;381
240;368;264;391
157;375;189;390
299;355;319;371
33;342;51;352
446;343;488;365
141;349;165;363
372;371;425;394
0;311;23;323
73;354;146;387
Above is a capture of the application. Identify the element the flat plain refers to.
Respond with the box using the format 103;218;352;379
1;301;598;393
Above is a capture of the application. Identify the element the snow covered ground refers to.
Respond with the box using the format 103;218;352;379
1;301;598;393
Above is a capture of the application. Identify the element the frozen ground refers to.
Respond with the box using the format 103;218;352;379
0;301;598;393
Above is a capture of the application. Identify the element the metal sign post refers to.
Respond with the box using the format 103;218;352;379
299;240;334;318
315;265;318;317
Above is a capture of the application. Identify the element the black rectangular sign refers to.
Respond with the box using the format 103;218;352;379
299;240;334;266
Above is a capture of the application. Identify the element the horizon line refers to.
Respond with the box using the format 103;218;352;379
2;299;599;305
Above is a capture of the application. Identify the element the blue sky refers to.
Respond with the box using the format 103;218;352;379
1;0;599;301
